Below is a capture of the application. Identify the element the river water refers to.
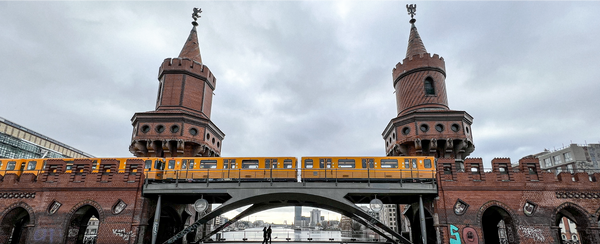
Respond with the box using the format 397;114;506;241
217;227;372;242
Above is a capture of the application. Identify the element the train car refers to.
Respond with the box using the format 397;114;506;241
159;157;298;182
142;157;166;181
300;156;435;182
0;159;47;177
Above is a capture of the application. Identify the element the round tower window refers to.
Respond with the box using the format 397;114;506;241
217;142;220;148
465;126;470;133
206;133;211;140
156;125;165;133
402;127;410;135
435;124;444;132
189;128;198;136
451;124;460;132
420;124;429;132
141;125;150;133
170;125;180;133
212;138;216;144
392;133;396;139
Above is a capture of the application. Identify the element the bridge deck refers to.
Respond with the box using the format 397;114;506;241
143;181;437;204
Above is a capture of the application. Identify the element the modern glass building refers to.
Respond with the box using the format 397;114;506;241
0;116;93;159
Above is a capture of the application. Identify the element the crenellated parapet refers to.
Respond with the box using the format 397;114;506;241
392;53;446;84
437;157;600;189
158;57;217;90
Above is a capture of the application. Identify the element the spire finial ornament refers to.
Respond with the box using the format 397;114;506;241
192;7;202;26
406;4;416;24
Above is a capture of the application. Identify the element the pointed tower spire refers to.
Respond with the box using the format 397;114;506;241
129;7;225;158
178;7;203;63
405;4;427;58
383;4;475;160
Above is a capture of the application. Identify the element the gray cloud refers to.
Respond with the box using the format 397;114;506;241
1;2;599;222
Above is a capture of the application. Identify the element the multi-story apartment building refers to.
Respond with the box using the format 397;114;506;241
535;143;600;174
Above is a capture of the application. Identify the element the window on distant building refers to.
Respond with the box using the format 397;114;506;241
567;164;574;173
544;158;552;168
564;152;572;162
554;155;563;165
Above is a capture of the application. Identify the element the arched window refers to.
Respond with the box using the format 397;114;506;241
424;77;435;95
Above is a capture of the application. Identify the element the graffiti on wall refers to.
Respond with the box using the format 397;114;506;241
518;226;545;242
449;225;461;244
33;228;60;243
462;227;479;244
113;228;133;241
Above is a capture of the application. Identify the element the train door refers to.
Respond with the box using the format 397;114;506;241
402;158;416;179
321;158;334;180
163;159;177;180
360;158;375;180
228;159;239;179
146;159;164;181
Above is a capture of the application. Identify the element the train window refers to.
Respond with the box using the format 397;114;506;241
145;160;152;169
92;160;98;170
242;160;259;169
424;159;432;169
266;160;271;169
369;159;374;168
327;159;332;168
201;160;217;169
404;159;410;169
0;161;2;168
168;160;175;169
319;159;324;169
231;160;236;169
154;160;162;170
305;159;313;168
338;159;355;168
412;159;417;169
381;159;398;168
189;160;195;169
42;161;46;170
27;161;37;170
7;161;16;170
362;159;366;168
181;160;187;169
224;160;229;169
284;159;293;168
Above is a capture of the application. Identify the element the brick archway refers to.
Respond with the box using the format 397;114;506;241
476;200;519;244
61;200;105;244
552;202;598;244
0;202;36;244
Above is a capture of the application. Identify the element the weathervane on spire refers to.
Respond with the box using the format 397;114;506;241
192;7;202;26
406;4;416;23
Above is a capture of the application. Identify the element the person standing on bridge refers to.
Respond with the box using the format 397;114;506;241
262;227;268;244
267;226;272;244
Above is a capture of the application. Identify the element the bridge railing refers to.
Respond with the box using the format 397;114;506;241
143;167;436;184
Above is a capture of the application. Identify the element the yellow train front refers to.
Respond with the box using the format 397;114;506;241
158;157;298;182
300;156;436;182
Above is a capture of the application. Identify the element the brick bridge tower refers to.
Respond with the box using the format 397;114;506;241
382;9;474;161
129;12;224;157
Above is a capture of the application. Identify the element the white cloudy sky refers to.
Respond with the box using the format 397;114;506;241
1;1;599;224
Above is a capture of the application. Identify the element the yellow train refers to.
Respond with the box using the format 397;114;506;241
0;156;435;182
300;156;435;182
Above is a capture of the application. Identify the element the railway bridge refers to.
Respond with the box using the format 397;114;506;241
144;179;438;244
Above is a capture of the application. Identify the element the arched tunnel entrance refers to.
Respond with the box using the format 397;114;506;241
554;204;593;244
0;207;31;244
64;205;101;244
481;206;518;244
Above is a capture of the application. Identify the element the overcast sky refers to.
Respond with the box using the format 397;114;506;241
1;1;599;224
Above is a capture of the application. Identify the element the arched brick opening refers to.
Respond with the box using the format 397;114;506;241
552;202;596;244
144;206;182;244
63;200;104;244
0;202;35;244
477;201;518;244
